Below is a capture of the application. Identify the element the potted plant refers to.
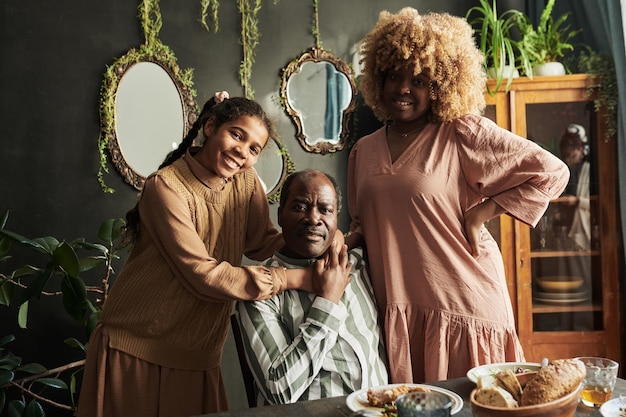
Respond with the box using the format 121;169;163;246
466;0;533;95
0;211;126;416
578;51;618;140
513;0;581;76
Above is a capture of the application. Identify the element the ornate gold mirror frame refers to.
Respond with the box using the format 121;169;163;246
279;0;356;155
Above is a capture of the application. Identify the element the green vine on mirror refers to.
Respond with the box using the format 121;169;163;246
97;0;197;193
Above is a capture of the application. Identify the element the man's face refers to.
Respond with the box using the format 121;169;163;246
278;174;338;259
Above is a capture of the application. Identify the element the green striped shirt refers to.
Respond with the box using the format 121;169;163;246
235;248;388;405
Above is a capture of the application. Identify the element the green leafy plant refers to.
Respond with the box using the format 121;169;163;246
0;211;126;416
466;0;532;95
513;0;581;69
578;51;618;140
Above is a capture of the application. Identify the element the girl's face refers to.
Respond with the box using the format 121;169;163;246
383;67;431;125
199;115;268;179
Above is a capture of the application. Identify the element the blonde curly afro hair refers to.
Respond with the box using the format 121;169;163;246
358;7;486;123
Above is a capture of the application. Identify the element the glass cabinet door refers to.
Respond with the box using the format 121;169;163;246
522;100;602;333
483;75;620;363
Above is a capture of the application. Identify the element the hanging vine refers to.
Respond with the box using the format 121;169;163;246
311;0;321;49
237;0;262;98
199;0;220;32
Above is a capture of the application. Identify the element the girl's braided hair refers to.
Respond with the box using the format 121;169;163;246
122;94;276;245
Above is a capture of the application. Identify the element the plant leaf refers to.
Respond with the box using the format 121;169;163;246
33;377;68;390
74;240;108;254
78;256;106;272
64;337;86;353
98;218;125;243
0;281;15;306
15;363;47;374
17;301;29;329
0;235;10;258
10;265;42;279
24;399;46;417
0;369;14;385
61;275;87;321
0;210;9;229
17;267;55;305
0;230;49;254
0;351;22;370
7;399;25;417
0;334;15;349
53;241;80;278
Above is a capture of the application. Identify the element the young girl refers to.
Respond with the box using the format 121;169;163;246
77;92;349;417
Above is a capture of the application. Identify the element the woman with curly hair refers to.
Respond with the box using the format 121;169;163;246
345;8;569;383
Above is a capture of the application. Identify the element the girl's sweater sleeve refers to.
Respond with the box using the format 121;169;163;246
139;175;287;303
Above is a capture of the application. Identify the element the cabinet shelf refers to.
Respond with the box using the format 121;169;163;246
530;250;600;258
532;302;602;313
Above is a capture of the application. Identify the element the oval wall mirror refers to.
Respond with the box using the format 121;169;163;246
99;46;197;190
280;47;357;155
254;134;294;204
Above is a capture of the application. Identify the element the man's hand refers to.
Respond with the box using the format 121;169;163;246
312;241;351;304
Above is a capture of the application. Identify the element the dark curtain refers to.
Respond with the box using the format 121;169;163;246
324;62;343;141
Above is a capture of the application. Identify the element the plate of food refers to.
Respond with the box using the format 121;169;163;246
599;397;626;417
467;362;542;384
345;383;463;416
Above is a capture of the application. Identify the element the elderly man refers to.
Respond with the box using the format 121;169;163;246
235;169;388;405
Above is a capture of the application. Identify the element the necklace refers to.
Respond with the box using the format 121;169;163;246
389;122;426;138
207;177;229;190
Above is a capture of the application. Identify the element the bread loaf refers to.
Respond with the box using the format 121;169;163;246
520;359;586;406
495;369;523;402
475;386;519;407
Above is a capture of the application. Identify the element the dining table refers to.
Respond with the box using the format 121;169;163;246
199;376;626;417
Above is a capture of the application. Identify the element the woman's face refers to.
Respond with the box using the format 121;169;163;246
563;146;584;167
200;115;268;179
382;67;431;125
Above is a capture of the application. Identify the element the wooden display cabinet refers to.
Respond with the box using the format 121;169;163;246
483;74;622;366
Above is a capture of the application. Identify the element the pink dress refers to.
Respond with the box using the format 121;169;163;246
347;114;569;383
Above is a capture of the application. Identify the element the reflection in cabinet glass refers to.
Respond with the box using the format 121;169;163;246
483;75;621;365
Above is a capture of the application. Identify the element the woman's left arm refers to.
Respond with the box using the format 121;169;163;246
457;115;570;228
464;199;506;255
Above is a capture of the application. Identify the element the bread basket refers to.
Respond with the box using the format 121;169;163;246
470;374;582;417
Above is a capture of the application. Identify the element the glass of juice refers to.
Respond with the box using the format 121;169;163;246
575;357;619;407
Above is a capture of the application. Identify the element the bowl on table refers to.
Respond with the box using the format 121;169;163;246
470;373;582;417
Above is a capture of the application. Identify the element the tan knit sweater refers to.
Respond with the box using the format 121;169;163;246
100;152;286;370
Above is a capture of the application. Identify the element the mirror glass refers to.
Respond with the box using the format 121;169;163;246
281;47;356;154
115;62;185;178
254;135;294;203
